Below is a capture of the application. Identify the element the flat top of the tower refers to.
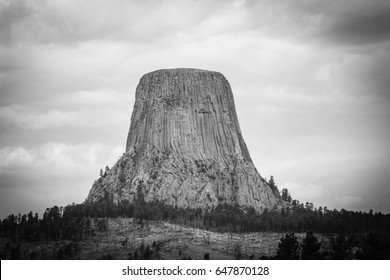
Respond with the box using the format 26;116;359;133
141;68;225;79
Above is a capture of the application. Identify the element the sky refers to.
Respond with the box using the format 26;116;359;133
1;0;390;218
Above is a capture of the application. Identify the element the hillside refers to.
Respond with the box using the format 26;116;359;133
1;218;306;260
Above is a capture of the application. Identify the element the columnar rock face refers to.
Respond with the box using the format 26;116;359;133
87;68;281;213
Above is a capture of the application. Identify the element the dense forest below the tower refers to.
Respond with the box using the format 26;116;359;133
1;184;390;260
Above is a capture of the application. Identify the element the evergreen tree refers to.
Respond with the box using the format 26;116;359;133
301;232;321;259
268;176;281;198
276;233;300;259
331;235;349;259
281;188;292;203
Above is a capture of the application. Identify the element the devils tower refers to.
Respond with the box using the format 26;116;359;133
87;68;281;213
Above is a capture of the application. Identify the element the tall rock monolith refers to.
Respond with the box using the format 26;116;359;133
87;68;282;213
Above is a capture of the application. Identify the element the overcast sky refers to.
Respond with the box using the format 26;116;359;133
1;0;389;218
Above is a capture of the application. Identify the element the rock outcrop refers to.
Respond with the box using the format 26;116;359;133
87;68;281;213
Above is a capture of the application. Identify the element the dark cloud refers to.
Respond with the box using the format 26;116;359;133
320;0;390;45
0;0;30;44
4;0;389;47
245;0;390;46
0;0;233;45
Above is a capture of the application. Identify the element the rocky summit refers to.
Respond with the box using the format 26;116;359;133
87;68;282;213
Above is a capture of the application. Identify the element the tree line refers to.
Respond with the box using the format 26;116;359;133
1;193;389;242
1;197;390;259
273;231;390;260
0;206;108;242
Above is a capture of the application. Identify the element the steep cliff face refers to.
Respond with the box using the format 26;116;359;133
87;68;281;213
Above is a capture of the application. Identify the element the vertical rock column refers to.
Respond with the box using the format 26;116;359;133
125;69;251;161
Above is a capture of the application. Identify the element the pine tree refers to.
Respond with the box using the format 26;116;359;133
276;233;300;259
301;232;321;259
268;176;281;198
281;188;292;203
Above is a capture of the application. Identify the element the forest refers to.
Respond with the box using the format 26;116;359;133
1;187;390;259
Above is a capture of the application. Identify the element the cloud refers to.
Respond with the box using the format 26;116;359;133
3;0;390;47
241;0;390;47
319;0;390;45
311;154;390;212
278;157;390;212
0;146;34;168
0;107;77;130
0;143;122;170
0;143;123;216
0;89;130;131
334;195;364;209
0;0;30;44
0;0;235;45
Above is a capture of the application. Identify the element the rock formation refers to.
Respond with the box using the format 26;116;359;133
87;68;282;213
